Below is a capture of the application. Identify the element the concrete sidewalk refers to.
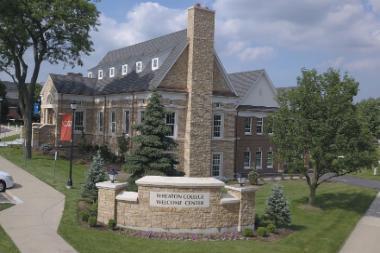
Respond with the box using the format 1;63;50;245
340;191;380;253
0;156;77;253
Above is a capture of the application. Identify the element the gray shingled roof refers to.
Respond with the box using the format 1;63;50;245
228;70;264;98
51;30;188;96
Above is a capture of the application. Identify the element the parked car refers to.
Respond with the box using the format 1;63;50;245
0;171;15;192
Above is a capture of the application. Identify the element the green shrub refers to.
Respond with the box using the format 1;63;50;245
267;223;276;233
248;168;259;185
88;216;97;227
89;203;98;217
80;211;90;222
256;227;268;237
242;228;254;237
108;219;117;230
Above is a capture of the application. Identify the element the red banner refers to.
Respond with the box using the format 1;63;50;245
60;114;72;142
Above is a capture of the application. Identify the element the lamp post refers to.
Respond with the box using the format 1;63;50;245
66;102;77;188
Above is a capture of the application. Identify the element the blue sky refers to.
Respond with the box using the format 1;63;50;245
2;0;380;100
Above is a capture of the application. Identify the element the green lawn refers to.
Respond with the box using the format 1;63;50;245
0;134;20;142
351;169;380;181
0;204;20;253
0;147;376;253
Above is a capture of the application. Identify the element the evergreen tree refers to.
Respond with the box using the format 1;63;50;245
265;185;291;227
82;150;108;201
126;90;179;185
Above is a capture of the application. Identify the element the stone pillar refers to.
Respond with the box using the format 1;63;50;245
225;185;257;232
184;5;215;177
96;181;127;224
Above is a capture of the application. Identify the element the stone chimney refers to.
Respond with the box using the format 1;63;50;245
183;4;215;177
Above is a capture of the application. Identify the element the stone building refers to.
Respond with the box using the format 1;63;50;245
38;5;280;179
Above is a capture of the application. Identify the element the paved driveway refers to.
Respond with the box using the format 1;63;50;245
0;156;77;253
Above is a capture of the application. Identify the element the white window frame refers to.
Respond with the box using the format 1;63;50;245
213;113;224;138
109;67;115;78
98;69;103;80
211;152;223;177
110;110;116;134
152;57;159;71
267;150;273;169
136;61;143;73
256;117;263;135
74;110;85;133
243;150;251;169
244;117;252;135
122;64;128;75
97;111;104;132
87;72;93;78
138;110;145;123
165;111;177;138
255;149;262;169
123;110;130;135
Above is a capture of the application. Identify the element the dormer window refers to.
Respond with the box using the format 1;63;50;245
109;67;115;78
98;69;103;80
87;72;93;78
152;58;159;71
122;64;128;75
136;61;143;73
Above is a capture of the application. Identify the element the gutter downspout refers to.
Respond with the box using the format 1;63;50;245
103;96;106;145
234;109;238;178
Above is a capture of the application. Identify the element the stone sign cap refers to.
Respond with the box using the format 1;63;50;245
135;176;225;188
95;181;127;190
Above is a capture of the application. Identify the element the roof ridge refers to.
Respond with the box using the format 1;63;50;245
228;69;265;75
105;29;187;56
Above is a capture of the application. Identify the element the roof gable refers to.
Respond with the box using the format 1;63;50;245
229;70;278;108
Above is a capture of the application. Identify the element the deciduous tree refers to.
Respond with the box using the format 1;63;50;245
0;0;99;158
270;69;377;205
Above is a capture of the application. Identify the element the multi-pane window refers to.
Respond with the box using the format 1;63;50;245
267;151;273;168
213;114;223;138
109;67;115;78
244;117;252;135
165;112;175;137
124;111;130;134
110;111;116;133
256;117;263;134
74;111;84;131
98;69;103;80
122;64;128;75
212;153;222;177
98;111;104;132
255;150;262;169
139;111;145;123
136;61;143;73
152;58;159;70
243;151;251;168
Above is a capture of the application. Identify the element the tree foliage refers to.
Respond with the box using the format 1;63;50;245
264;185;291;227
270;69;377;205
0;80;9;121
82;150;108;201
125;91;180;186
0;0;99;158
357;98;380;140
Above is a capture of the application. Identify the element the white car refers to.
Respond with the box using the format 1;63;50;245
0;171;15;192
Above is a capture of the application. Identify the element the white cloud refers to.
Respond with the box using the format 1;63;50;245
238;46;274;61
369;0;380;12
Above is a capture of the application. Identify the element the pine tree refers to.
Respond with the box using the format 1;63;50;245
264;185;291;227
82;150;108;201
126;90;179;185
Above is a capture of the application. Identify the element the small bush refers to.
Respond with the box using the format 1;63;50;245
80;211;90;222
248;168;259;185
267;223;276;233
88;216;97;227
265;185;291;227
89;203;98;217
242;228;254;237
256;227;268;237
108;219;117;230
